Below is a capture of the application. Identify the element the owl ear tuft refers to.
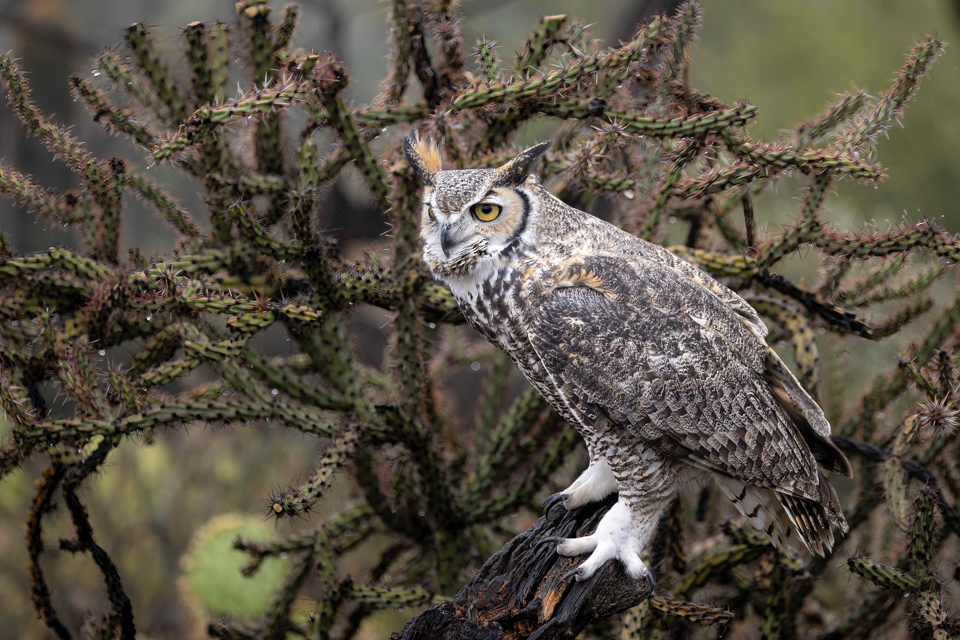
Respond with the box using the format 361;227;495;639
493;140;552;187
403;133;441;187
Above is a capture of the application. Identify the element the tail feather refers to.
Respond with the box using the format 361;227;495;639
717;476;846;556
716;478;794;550
776;492;833;555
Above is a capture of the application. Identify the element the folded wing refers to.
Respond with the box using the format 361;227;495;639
524;253;848;549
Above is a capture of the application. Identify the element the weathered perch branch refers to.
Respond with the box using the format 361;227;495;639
392;497;652;640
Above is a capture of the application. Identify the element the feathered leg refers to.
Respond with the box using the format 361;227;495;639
563;457;619;507
541;439;618;514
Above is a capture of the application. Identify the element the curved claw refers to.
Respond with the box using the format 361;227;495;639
561;567;584;582
560;562;655;586
644;571;656;591
533;536;566;551
540;492;568;516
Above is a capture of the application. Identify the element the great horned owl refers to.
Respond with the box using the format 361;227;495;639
404;136;851;584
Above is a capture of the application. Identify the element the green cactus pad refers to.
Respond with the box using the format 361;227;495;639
180;514;290;619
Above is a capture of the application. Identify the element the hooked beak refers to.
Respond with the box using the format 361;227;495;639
440;223;455;258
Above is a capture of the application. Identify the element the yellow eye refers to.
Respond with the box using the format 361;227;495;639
471;202;502;222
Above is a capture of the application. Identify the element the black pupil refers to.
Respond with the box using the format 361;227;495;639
481;204;492;214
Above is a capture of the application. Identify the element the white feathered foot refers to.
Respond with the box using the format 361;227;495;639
537;499;655;586
540;457;619;514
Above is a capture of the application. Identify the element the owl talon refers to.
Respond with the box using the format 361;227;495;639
534;535;566;550
563;547;654;584
561;567;584;582
540;492;568;515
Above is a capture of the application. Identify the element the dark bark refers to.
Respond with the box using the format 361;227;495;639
391;497;653;640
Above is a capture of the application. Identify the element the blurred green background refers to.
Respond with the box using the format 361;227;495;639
1;0;959;637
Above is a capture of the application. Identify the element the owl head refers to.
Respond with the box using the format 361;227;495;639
403;135;551;279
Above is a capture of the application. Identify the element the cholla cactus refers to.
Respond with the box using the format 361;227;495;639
0;2;959;639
